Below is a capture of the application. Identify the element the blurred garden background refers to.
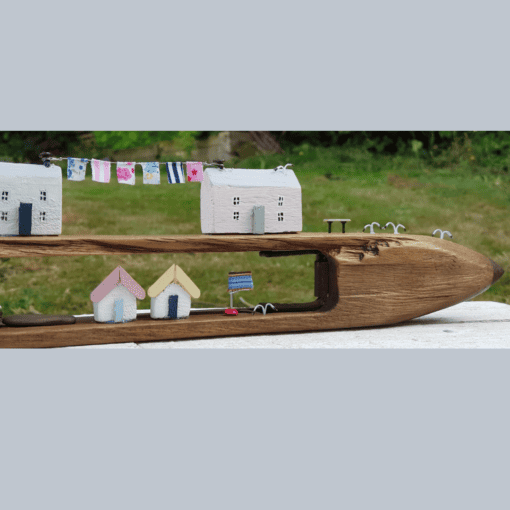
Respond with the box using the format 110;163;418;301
0;131;509;315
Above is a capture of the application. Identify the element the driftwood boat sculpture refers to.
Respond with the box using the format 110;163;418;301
0;232;504;348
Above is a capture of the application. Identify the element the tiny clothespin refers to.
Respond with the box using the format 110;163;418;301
40;152;52;168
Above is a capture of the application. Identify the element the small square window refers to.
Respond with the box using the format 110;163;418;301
233;212;240;221
40;211;46;222
1;191;8;201
278;196;284;206
40;191;47;201
1;212;7;221
233;197;240;205
278;212;284;222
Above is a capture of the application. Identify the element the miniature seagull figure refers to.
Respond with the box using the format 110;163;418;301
363;222;381;234
274;163;293;171
432;229;453;240
382;222;406;234
253;303;277;315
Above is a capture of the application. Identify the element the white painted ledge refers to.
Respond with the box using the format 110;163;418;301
68;301;510;349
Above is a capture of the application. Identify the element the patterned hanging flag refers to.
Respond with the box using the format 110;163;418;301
166;162;185;184
186;161;204;182
91;159;111;183
116;162;136;185
67;157;88;181
141;162;160;184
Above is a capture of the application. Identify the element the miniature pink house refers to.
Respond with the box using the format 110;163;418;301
90;266;146;323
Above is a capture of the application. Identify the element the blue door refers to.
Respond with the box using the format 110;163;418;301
168;295;178;319
114;299;124;323
19;203;32;236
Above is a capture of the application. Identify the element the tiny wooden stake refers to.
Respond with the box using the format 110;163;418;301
323;219;351;233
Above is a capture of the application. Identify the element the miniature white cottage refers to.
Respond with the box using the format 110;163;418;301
90;266;146;323
200;167;302;234
0;162;62;236
147;264;200;319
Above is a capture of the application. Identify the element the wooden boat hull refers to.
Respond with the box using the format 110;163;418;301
0;233;504;348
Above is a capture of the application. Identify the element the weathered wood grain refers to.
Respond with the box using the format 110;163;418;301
0;233;503;347
0;233;371;257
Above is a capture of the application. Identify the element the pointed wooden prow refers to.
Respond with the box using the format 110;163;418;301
491;259;505;285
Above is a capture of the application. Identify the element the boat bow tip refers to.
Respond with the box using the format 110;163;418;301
491;259;505;285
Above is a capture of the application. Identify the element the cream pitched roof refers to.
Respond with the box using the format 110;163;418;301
147;264;201;299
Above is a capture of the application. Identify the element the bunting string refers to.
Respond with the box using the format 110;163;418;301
39;154;293;186
55;157;207;184
41;158;213;185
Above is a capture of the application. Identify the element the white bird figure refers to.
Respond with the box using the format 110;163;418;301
274;163;293;171
253;303;277;315
363;222;381;234
382;222;406;234
432;229;453;240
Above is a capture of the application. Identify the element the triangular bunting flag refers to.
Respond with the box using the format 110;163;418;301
141;162;160;184
186;162;203;182
117;162;136;185
67;157;88;181
166;162;185;184
91;159;111;183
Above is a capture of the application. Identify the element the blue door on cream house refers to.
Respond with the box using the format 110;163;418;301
168;295;178;319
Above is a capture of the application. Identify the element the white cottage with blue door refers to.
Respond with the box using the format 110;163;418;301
90;266;146;323
148;264;200;319
0;162;62;236
200;167;302;234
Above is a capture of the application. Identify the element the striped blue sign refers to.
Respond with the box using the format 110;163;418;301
166;162;185;184
228;272;254;292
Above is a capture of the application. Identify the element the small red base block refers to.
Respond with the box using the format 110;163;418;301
225;308;238;316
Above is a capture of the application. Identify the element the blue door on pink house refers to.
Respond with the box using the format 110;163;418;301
168;295;178;319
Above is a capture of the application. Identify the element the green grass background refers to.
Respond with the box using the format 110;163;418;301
1;144;508;315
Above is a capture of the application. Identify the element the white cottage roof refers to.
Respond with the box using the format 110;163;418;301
205;168;300;188
0;162;61;180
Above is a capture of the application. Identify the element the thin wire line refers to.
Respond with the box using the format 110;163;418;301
40;154;290;171
44;156;224;167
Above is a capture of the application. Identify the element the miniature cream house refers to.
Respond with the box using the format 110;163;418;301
147;264;200;319
200;167;302;234
90;266;146;323
0;162;62;236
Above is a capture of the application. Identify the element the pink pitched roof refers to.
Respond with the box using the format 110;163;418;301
90;266;146;303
